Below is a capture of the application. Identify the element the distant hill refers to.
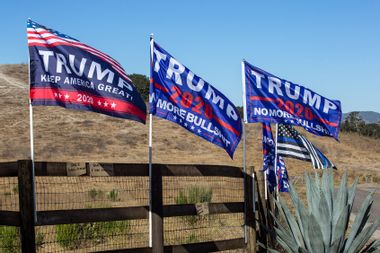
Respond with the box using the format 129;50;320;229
343;111;380;124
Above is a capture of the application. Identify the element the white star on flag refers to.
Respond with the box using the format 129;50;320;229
173;115;177;120
191;125;195;130
54;93;58;97
184;123;188;127
197;129;202;134
97;101;102;106
64;94;70;100
103;101;108;107
58;93;62;98
111;102;116;108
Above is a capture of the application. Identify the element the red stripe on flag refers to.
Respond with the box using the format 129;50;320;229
250;96;275;102
30;87;146;121
213;115;240;136
263;124;272;132
153;82;169;93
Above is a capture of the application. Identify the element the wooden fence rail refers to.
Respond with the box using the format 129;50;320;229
0;160;256;253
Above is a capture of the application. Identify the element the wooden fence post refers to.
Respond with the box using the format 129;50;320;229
245;166;256;253
18;160;36;253
151;164;164;253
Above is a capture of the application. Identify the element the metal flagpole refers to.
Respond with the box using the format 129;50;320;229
148;34;154;248
264;172;268;200
274;123;279;200
27;27;37;222
241;60;248;243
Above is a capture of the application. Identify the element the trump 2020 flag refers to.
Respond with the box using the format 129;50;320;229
27;20;146;123
149;40;242;158
243;60;342;140
277;124;336;169
262;123;289;192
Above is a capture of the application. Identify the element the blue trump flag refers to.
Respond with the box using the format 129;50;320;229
149;40;242;158
27;20;146;123
243;61;342;140
262;123;289;192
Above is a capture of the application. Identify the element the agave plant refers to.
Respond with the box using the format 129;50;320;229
269;170;380;253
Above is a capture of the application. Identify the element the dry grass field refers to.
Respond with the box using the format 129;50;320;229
0;64;379;252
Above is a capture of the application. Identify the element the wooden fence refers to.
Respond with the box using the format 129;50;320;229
0;160;257;253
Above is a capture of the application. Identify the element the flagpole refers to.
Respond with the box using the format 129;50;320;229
274;123;279;200
241;60;248;243
264;172;268;200
27;28;37;222
148;33;154;248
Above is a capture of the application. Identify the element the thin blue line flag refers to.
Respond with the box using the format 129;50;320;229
277;124;336;169
149;40;242;158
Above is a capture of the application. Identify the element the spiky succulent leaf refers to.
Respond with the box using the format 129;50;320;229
307;212;325;253
278;198;305;248
318;189;332;248
333;172;348;227
346;220;380;253
322;169;334;217
331;205;349;245
347;177;358;214
344;192;375;252
361;238;380;252
267;170;379;253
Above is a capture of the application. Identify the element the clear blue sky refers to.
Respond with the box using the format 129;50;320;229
1;1;379;113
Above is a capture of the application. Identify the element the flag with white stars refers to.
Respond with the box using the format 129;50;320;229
27;19;146;123
149;40;242;158
277;124;336;169
262;123;289;192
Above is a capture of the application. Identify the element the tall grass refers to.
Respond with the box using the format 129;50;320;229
56;221;130;250
175;186;213;226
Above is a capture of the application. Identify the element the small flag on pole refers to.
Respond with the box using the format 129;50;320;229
262;123;289;192
277;124;336;169
27;19;147;123
149;40;242;158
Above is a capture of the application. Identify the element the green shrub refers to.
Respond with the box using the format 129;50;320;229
185;233;198;244
175;186;212;226
176;186;212;205
56;221;129;250
0;226;19;253
88;188;103;200
107;189;119;202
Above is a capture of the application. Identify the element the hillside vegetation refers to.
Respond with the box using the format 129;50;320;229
0;64;379;178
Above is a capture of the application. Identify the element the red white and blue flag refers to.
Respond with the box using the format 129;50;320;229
27;19;146;123
262;123;289;192
243;60;342;140
149;40;242;158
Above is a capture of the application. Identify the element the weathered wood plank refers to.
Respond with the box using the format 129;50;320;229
163;202;244;217
151;164;164;253
0;211;20;226
36;206;149;225
0;161;18;177
160;164;243;178
164;238;246;253
92;239;245;253
18;160;36;252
